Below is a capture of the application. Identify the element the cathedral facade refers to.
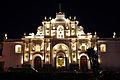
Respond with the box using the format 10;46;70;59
0;12;120;72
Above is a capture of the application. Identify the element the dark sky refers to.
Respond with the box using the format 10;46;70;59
0;0;120;39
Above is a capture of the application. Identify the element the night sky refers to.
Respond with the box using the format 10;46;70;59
0;0;120;40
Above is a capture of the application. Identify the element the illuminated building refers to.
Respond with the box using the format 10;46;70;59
0;12;120;71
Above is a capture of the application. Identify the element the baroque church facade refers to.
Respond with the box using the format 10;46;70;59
0;12;120;71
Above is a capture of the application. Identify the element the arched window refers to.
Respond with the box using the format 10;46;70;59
100;44;106;52
15;45;22;53
57;25;64;39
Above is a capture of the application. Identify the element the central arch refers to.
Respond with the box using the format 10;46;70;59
52;43;70;68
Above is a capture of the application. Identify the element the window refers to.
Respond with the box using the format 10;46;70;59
15;45;22;53
57;25;64;39
35;45;40;52
100;44;106;52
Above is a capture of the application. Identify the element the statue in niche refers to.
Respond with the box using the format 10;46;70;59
78;26;85;35
36;26;44;35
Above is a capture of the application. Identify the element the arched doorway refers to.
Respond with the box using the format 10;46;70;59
80;56;88;71
52;43;69;68
56;52;66;68
34;56;41;70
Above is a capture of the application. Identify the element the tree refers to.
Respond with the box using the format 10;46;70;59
86;48;99;72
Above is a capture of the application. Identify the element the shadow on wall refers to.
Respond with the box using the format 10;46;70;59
0;43;3;56
0;61;4;72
